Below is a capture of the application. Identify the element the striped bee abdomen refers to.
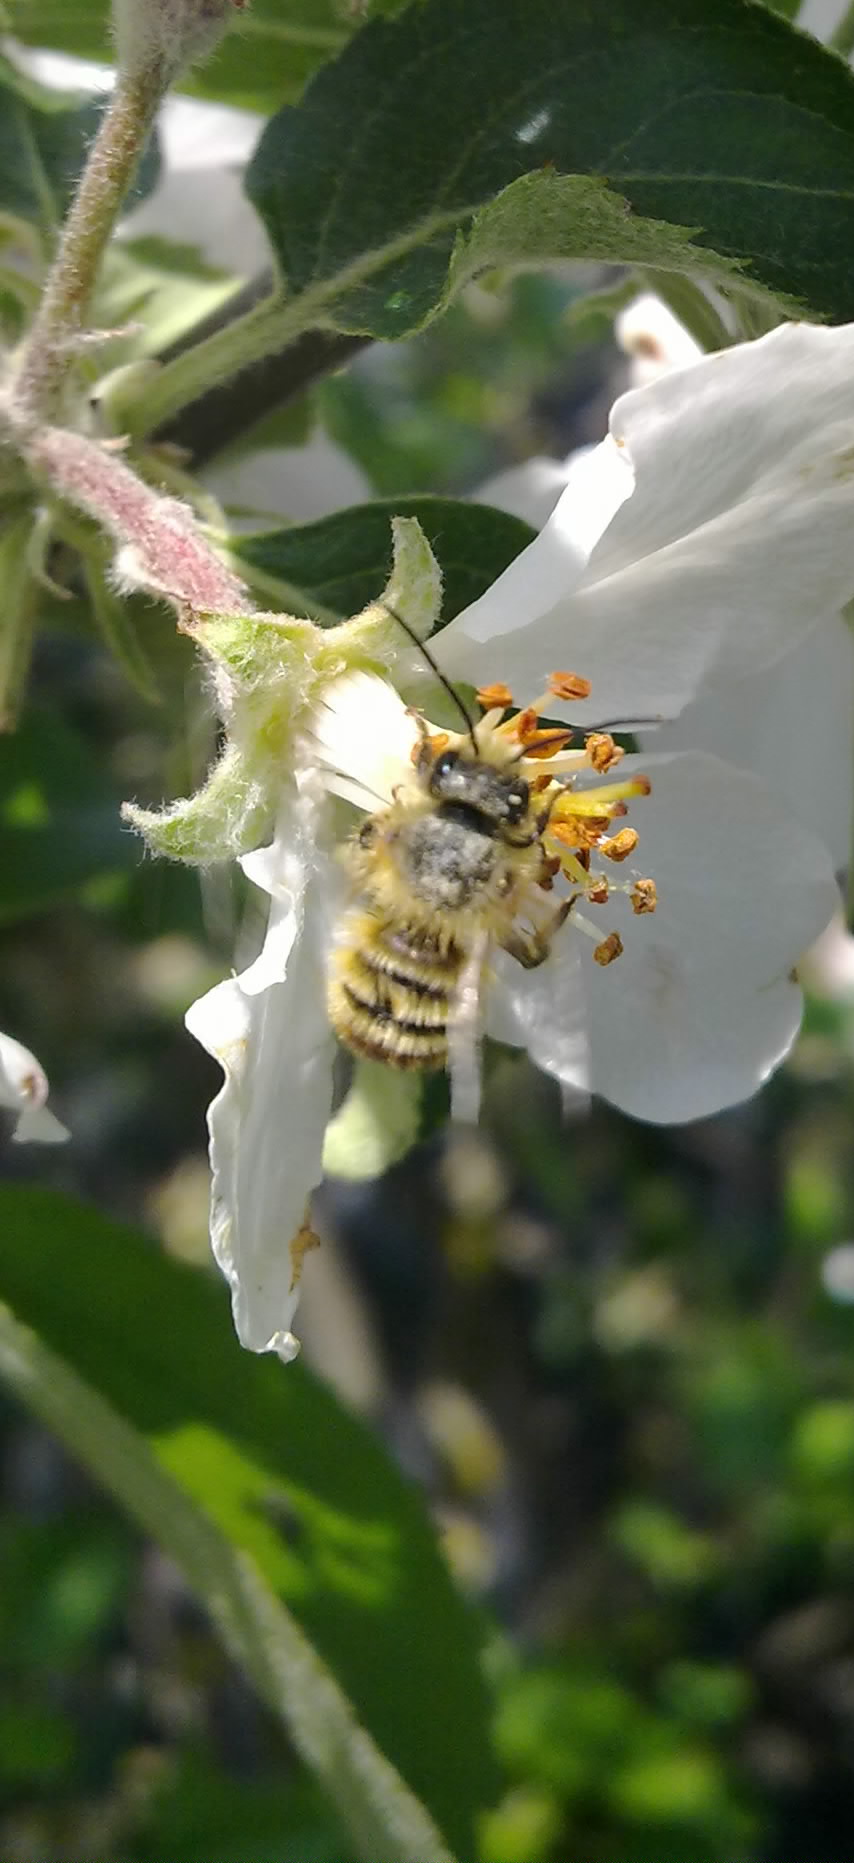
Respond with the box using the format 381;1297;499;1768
328;916;465;1069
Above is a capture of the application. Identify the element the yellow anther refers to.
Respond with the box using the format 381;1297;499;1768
594;931;623;966
476;681;514;711
601;827;639;862
550;815;611;850
548;670;592;702
631;878;658;915
585;732;624;774
587;878;610;904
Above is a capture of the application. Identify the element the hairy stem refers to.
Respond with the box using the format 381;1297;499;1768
26;424;250;616
13;65;164;419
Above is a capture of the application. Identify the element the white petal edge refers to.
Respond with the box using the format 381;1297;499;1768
441;324;854;726
0;1033;69;1145
185;785;336;1356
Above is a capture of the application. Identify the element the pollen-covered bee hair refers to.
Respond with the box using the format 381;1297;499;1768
325;609;653;1117
327;613;570;1088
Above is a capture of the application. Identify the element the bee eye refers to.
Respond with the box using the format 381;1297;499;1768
433;750;458;779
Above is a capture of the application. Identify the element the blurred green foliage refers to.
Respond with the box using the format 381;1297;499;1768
3;29;854;1860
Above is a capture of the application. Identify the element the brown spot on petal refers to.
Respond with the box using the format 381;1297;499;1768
594;932;623;966
289;1219;321;1293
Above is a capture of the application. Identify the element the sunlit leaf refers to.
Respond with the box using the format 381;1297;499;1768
0;1187;495;1856
247;0;854;333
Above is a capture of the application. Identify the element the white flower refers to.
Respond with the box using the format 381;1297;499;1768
468;308;854;868
186;657;837;1353
184;316;854;1355
438;321;854;733
0;1032;68;1144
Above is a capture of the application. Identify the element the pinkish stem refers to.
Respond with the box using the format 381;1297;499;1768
29;426;250;614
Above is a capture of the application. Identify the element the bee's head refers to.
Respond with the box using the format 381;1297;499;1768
427;744;530;828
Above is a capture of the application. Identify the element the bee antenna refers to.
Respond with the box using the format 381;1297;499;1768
381;604;479;752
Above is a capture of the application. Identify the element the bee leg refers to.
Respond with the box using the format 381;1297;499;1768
502;895;574;970
409;709;434;777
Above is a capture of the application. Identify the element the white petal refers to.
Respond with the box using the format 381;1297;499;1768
487;944;589;1090
309;670;419;808
13;1106;70;1145
579;750;839;1121
610;751;838;986
616;291;703;385
237;775;330;996
0;1033;69;1145
643;618;854;870
586;958;803;1124
438;436;632;694
185;792;336;1356
489;749;838;1124
595;322;854;582
472;457;570;528
442;323;854;726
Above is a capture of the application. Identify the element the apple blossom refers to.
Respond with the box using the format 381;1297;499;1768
0;1032;68;1144
149;315;854;1355
183;650;837;1355
469;302;854;868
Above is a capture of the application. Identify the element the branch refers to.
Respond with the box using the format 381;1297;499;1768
156;326;370;463
13;71;164;420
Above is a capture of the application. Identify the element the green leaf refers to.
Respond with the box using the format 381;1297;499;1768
0;1186;495;1857
246;0;854;332
0;52;158;236
6;0;358;113
0;709;136;921
232;496;536;625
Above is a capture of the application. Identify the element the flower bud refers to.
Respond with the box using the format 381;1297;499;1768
112;0;240;85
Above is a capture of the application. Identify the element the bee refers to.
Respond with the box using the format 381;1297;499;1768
326;613;577;1107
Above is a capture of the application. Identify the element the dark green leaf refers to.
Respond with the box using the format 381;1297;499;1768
233;495;536;625
0;710;136;921
246;0;854;332
0;1186;495;1856
0;53;158;234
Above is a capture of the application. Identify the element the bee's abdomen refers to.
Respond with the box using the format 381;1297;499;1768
328;919;463;1070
